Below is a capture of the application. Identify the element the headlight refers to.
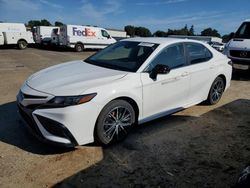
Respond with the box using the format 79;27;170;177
46;93;97;107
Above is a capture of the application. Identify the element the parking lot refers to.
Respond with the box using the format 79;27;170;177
0;47;250;188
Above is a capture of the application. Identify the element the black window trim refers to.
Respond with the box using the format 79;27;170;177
184;42;213;65
144;42;189;72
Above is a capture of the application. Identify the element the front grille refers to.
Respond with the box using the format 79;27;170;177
230;50;250;58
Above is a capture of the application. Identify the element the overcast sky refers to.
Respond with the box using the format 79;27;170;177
0;0;250;35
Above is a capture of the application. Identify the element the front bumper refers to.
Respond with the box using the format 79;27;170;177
17;84;101;146
17;102;77;147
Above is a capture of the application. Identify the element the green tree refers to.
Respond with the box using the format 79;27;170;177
134;26;151;37
201;28;221;37
124;25;135;37
55;21;64;26
153;30;167;37
40;19;51;26
189;25;194;36
222;32;235;43
27;20;41;28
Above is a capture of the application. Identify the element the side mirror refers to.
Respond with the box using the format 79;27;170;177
107;35;111;39
149;64;170;80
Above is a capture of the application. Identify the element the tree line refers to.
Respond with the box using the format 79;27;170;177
125;24;233;43
26;19;64;28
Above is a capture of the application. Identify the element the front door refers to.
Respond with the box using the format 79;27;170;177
141;43;190;120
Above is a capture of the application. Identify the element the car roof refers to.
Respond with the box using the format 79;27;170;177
122;37;205;46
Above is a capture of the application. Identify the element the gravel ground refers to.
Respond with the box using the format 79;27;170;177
0;47;249;188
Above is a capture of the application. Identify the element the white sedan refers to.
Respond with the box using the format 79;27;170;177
17;38;232;146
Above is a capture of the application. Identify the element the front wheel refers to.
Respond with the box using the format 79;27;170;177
206;77;225;105
95;100;135;145
18;40;27;49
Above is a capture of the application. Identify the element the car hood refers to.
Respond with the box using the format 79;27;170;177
229;38;250;49
26;60;128;96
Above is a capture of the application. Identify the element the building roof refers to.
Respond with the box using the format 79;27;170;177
106;28;125;32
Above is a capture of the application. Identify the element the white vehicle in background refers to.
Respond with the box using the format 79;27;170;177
208;41;225;52
17;38;232;147
224;19;250;66
33;26;59;45
0;23;34;49
59;25;116;52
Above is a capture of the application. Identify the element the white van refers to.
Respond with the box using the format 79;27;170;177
224;20;250;66
59;25;116;52
33;26;59;45
0;23;34;49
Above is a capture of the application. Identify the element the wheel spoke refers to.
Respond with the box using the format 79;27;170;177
109;112;117;121
120;123;131;127
120;108;127;120
121;114;131;122
105;125;116;135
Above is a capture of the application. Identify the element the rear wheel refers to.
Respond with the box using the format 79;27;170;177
18;40;27;49
206;77;225;105
95;100;135;145
75;43;84;52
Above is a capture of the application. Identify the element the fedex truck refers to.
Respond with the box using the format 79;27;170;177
0;23;34;49
33;26;60;45
224;19;250;66
59;25;116;52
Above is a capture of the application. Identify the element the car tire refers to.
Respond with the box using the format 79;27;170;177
95;100;136;145
18;40;27;49
75;43;84;52
206;77;225;105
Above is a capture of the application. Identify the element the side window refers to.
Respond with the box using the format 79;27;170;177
101;30;109;38
186;43;212;64
149;43;186;69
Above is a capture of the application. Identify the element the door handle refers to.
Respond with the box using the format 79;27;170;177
181;72;189;77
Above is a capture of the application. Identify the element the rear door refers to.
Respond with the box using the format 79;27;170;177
184;42;215;105
0;32;4;45
59;25;68;46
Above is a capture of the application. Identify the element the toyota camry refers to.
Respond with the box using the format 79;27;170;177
17;38;232;147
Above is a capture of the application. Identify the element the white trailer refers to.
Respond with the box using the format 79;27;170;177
59;25;116;52
106;28;127;40
33;26;59;45
0;23;34;49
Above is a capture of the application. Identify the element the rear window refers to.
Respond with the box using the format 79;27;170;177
186;43;212;64
235;22;250;39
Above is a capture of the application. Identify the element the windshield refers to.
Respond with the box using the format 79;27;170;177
84;41;159;72
235;22;250;39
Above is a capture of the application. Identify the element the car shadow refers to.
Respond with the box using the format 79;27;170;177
0;101;74;155
51;99;250;188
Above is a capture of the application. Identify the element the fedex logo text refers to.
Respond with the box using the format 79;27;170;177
73;27;96;37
